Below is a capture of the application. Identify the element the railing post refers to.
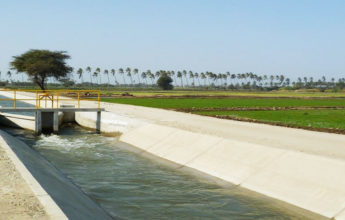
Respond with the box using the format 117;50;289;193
78;92;80;108
36;91;38;108
98;91;100;108
57;92;59;108
13;90;16;109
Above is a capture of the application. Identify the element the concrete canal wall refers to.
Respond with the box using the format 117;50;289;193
1;90;345;219
76;102;345;220
0;129;112;219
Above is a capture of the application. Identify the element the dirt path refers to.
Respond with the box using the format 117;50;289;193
0;146;47;220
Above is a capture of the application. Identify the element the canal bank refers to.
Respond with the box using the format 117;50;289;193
1;90;345;219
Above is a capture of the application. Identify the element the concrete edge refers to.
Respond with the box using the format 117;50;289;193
0;133;67;219
0;129;113;220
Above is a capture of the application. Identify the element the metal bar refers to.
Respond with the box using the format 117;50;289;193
51;95;54;108
0;89;101;110
78;92;80;108
98;91;101;108
13;90;16;109
57;92;59;108
36;91;38;108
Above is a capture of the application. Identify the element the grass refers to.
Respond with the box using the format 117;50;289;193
101;90;345;98
102;97;345;109
195;110;345;130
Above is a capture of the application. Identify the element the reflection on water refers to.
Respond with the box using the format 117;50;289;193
8;125;316;219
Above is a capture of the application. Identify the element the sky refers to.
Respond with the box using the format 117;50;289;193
0;0;345;82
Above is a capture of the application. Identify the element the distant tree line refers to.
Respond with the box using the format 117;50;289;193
1;67;345;91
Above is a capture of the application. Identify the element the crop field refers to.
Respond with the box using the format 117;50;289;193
103;97;345;109
102;91;345;134
101;90;345;98
196;110;345;130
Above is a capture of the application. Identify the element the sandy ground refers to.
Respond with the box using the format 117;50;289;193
0;146;47;220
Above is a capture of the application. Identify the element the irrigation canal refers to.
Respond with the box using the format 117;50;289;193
1;123;316;219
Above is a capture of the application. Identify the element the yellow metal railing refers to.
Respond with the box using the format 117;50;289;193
0;89;101;109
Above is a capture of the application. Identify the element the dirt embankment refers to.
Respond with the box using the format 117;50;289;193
0;147;47;219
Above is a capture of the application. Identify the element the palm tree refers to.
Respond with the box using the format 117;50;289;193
194;72;200;86
125;67;133;86
119;68;125;85
201;72;206;86
7;71;12;82
111;69;117;85
141;71;148;86
189;71;195;87
148;70;155;85
77;68;83;84
182;70;188;87
86;66;92;84
177;71;183;87
231;74;236;86
104;69;109;85
269;75;274;87
170;71;176;86
95;68;101;84
93;71;98;85
133;68;140;85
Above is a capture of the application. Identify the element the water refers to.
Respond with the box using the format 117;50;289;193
7;125;317;220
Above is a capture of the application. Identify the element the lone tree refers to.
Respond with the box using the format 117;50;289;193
157;72;173;90
10;49;73;90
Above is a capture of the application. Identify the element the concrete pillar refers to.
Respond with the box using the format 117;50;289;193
35;111;42;135
53;111;59;134
96;111;101;133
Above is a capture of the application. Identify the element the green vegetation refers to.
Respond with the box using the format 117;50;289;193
157;73;173;90
196;110;345;130
100;90;345;98
10;50;73;90
102;97;345;109
2;64;345;92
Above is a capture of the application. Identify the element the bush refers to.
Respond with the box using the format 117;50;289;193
157;73;173;90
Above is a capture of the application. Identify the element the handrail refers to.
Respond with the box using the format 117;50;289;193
0;89;101;109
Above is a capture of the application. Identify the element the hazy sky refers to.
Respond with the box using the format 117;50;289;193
1;0;345;81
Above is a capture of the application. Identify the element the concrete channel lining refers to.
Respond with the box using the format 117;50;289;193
0;131;67;219
0;129;113;219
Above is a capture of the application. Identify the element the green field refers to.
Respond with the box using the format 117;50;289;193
102;90;345;98
102;93;345;133
102;97;345;109
196;110;345;130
